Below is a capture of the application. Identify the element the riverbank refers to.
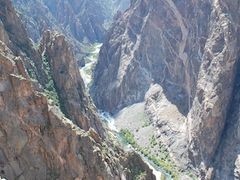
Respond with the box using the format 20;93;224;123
79;43;170;180
79;43;102;89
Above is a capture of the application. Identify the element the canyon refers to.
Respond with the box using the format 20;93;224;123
91;0;240;179
0;0;239;179
0;0;155;179
12;0;130;61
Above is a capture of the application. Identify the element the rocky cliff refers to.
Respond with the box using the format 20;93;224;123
12;0;130;43
39;30;104;136
188;0;240;171
0;0;156;179
0;0;48;86
0;41;155;180
0;0;103;135
91;0;240;179
91;0;211;114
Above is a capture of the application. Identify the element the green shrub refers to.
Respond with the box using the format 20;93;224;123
120;129;137;147
41;54;60;107
119;129;180;179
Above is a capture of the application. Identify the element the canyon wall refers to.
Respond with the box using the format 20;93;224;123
91;0;240;179
0;0;155;179
91;0;211;114
12;0;130;43
0;42;154;179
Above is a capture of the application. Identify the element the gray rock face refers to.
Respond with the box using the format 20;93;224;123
91;0;240;178
0;0;156;179
145;84;189;168
12;0;130;43
39;30;104;136
0;0;48;86
91;0;211;114
0;41;155;180
188;0;240;171
213;64;240;180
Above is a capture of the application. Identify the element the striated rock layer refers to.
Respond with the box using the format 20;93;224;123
39;30;104;136
188;0;240;170
91;0;240;179
0;0;48;86
0;0;103;135
91;0;211;114
12;0;130;45
0;42;155;180
0;0;156;179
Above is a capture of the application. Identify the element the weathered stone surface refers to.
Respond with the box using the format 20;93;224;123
0;1;157;179
187;0;240;171
0;41;155;180
39;30;104;136
145;84;189;168
12;0;130;43
91;0;240;179
0;0;48;86
91;0;211;114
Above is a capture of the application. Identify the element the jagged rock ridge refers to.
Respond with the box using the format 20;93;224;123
91;0;211;114
91;0;240;179
12;0;130;44
0;0;156;179
0;41;155;179
39;30;104;136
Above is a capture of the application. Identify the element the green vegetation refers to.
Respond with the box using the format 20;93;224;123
26;59;38;80
42;54;60;106
149;135;157;148
133;170;147;180
141;115;151;128
120;129;180;179
120;129;137;146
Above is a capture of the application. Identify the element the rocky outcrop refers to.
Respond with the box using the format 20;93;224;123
91;0;240;178
0;0;104;135
91;0;211;114
145;84;189;168
0;0;48;86
188;0;240;170
12;0;130;43
39;30;104;136
0;41;155;180
0;0;157;179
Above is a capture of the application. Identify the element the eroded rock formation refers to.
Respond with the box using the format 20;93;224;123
188;0;240;170
91;0;240;179
0;0;156;179
12;0;130;43
0;0;48;86
39;30;104;135
0;42;155;180
91;0;211;114
145;84;189;168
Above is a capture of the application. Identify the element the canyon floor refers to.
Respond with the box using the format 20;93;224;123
79;43;174;180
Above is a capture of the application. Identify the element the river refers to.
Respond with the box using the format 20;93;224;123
80;43;170;180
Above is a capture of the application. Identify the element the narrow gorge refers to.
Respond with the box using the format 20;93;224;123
0;0;239;180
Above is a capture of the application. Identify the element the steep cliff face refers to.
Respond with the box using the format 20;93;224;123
39;30;104;136
188;0;240;171
144;84;189;168
12;0;130;43
0;0;48;86
91;0;211;114
0;0;156;179
0;41;155;180
0;0;101;135
91;0;240;178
